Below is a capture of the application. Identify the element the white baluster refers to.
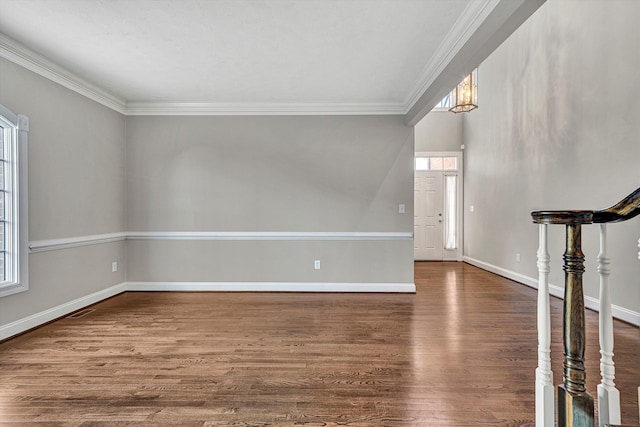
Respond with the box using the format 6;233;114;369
597;223;621;427
536;224;554;427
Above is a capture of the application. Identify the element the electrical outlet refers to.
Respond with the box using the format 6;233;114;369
112;262;118;272
515;253;521;263
314;260;321;270
398;204;405;214
470;205;475;213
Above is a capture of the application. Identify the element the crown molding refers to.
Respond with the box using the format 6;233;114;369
402;0;500;110
0;33;405;116
2;1;497;119
0;34;127;114
0;31;407;117
124;102;405;116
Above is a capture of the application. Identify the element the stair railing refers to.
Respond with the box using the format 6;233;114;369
531;187;640;427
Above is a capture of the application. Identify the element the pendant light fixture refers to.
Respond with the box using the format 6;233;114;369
449;68;478;113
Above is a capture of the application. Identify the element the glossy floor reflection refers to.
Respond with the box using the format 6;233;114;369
0;262;638;426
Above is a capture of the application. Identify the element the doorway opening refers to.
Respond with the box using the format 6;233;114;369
414;152;463;261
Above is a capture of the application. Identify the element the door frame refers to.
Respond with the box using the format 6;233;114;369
414;151;464;261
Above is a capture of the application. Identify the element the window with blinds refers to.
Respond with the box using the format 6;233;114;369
0;118;16;288
0;104;28;297
0;128;5;281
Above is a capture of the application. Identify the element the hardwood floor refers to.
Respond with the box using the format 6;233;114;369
0;262;638;426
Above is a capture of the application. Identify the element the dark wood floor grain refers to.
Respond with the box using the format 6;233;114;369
0;262;638;426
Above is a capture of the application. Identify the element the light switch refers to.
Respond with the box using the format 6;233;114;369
399;204;405;214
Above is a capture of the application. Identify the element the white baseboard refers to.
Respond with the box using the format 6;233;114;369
463;256;640;327
126;281;416;293
0;282;127;340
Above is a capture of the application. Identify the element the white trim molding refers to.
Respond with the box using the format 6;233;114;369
126;281;416;293
0;2;501;118
414;151;464;261
0;34;404;117
463;256;640;327
125;102;405;116
0;34;405;117
127;231;413;241
0;282;127;340
0;34;127;114
29;231;413;252
29;232;127;253
402;0;500;110
0;1;543;119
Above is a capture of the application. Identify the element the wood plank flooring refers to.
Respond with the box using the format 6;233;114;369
0;262;638;426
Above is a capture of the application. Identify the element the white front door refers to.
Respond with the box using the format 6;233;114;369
414;171;443;260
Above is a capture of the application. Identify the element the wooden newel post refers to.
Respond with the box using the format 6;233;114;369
532;209;602;427
533;188;640;427
558;223;594;427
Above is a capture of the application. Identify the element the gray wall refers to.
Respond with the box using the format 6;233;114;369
126;115;414;284
415;110;463;152
0;58;414;329
463;0;640;316
0;58;126;324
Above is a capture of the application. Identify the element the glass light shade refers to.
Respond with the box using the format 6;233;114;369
449;68;478;113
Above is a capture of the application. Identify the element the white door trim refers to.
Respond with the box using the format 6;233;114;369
414;151;463;261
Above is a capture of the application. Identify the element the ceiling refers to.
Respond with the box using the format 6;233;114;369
0;0;542;118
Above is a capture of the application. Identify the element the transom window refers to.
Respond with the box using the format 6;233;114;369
415;156;458;171
433;93;452;110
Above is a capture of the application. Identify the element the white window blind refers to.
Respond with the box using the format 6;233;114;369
0;104;29;297
444;175;457;250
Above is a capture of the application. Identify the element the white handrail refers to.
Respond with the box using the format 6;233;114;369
536;224;554;427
